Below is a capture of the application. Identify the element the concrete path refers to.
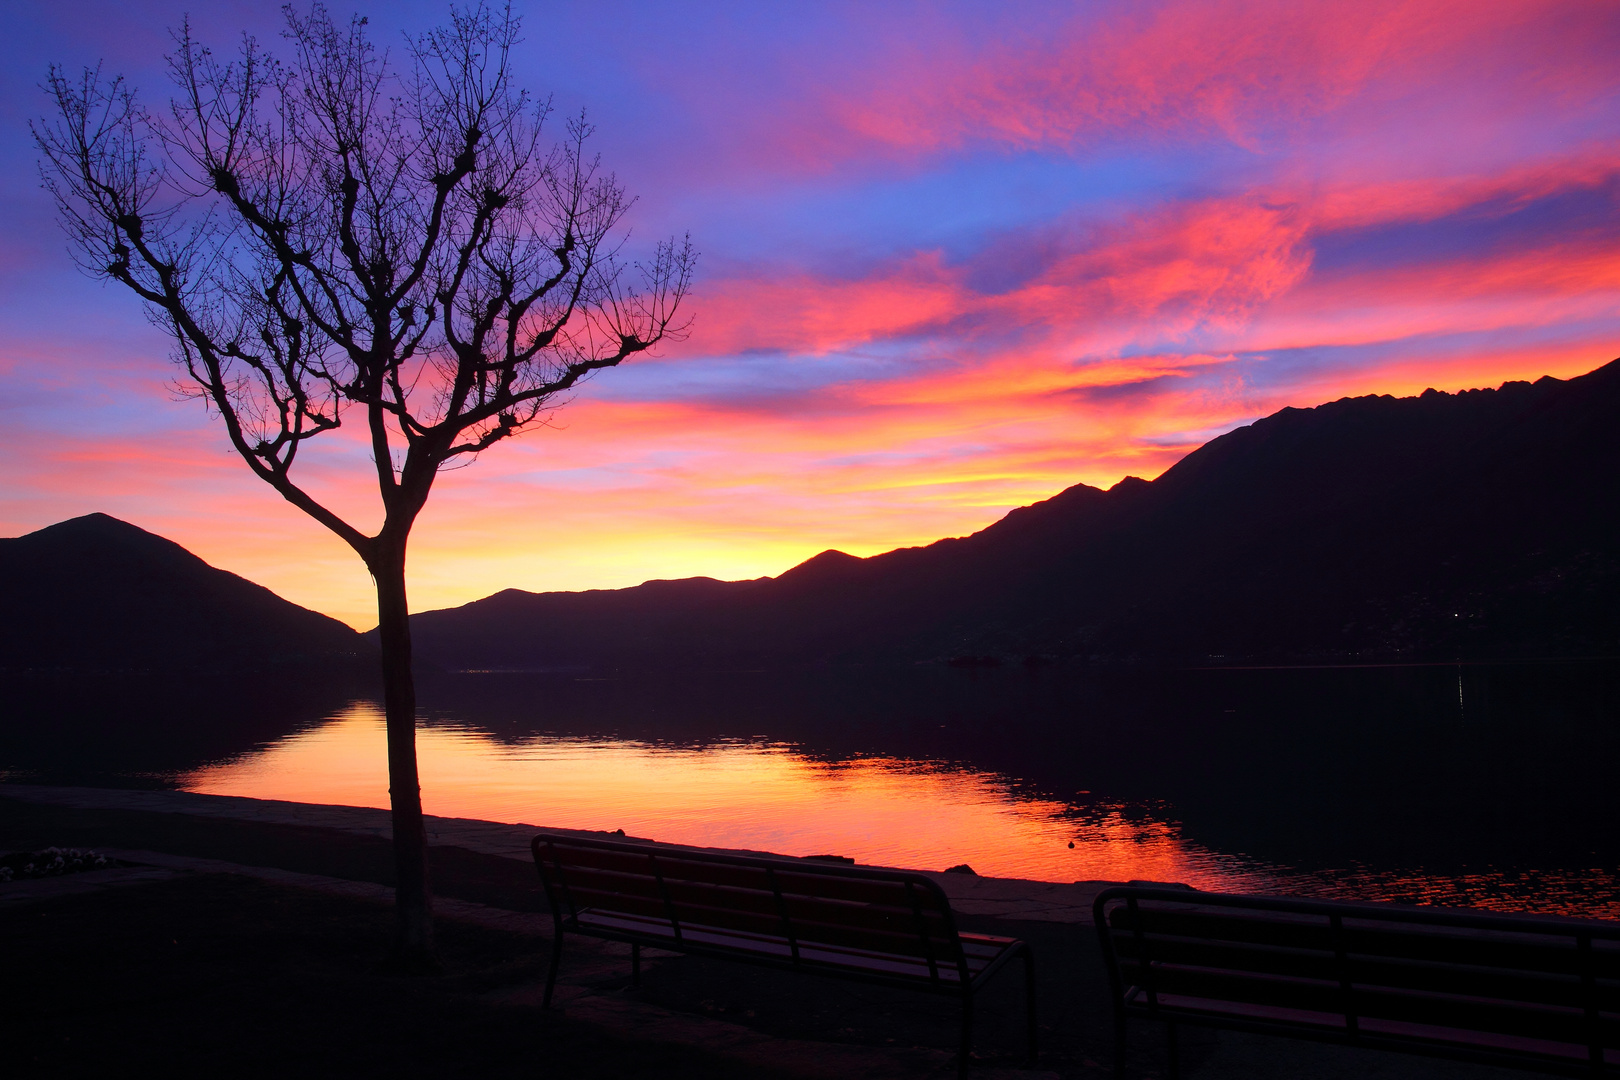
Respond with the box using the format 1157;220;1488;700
0;827;1058;1080
1;783;1529;1079
0;782;1111;923
0;863;181;908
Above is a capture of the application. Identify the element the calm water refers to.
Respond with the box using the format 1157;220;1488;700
148;662;1620;920
181;702;1254;886
3;663;1620;919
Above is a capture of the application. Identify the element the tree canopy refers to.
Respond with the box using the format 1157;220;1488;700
36;4;693;561
36;3;694;966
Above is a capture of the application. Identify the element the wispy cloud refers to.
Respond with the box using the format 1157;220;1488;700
2;0;1617;626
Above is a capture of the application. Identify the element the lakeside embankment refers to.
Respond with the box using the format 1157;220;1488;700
0;784;1532;1079
0;783;1108;923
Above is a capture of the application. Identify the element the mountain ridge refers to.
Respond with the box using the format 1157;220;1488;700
7;359;1616;674
0;512;364;673
402;359;1620;670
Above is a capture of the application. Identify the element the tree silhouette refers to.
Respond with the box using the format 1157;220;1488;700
35;3;693;967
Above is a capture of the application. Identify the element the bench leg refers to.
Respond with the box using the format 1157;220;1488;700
1113;1012;1128;1078
542;933;564;1010
632;942;641;988
1022;948;1039;1064
959;992;974;1078
1166;1020;1180;1080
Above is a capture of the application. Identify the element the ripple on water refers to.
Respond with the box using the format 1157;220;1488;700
177;705;1620;921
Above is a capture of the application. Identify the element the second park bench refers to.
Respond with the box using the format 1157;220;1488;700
1094;884;1620;1077
530;832;1037;1075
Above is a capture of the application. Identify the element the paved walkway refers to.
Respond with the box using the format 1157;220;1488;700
0;812;1062;1079
0;783;1111;923
2;784;1527;1079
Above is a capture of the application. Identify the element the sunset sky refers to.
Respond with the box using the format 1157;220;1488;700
2;0;1618;629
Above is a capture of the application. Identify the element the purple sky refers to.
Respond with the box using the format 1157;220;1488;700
3;1;1618;627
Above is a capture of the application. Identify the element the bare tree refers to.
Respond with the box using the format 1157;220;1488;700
35;3;693;968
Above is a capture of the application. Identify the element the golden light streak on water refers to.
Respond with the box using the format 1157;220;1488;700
178;702;1620;918
179;703;1263;885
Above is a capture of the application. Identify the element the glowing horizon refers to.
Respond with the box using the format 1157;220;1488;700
2;1;1617;629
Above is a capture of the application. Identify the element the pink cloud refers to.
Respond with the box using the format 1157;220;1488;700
677;191;1317;367
8;2;1619;628
828;1;1618;159
686;252;970;356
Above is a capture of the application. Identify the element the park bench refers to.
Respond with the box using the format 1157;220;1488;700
531;832;1037;1074
1094;884;1620;1077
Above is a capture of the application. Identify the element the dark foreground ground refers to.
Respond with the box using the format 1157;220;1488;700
0;794;1528;1079
5;874;779;1079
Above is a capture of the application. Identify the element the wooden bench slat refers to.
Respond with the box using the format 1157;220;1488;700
560;884;669;919
651;894;962;960
1349;986;1614;1045
541;843;1007;979
1111;907;1337;951
1130;988;1348;1031
532;830;1038;1078
784;903;952;931
1343;960;1620;1012
781;914;965;960
539;844;660;876
1143;990;1620;1066
1098;886;1620;1076
1344;923;1596;976
651;859;944;915
577;910;796;960
770;869;935;908
650;859;782;892
657;876;953;929
549;864;667;902
1357;1015;1620;1065
1119;960;1345;1014
661;878;784;914
1111;906;1620;979
1127;962;1614;1045
573;909;1002;984
1110;933;1338;980
1111;933;1620;1011
779;896;951;929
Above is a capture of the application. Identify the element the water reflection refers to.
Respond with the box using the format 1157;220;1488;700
177;695;1620;920
8;661;1618;919
181;702;1248;884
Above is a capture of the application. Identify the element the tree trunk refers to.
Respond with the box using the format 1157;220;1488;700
373;543;437;971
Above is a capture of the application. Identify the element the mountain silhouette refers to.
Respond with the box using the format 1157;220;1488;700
405;358;1620;670
0;513;363;672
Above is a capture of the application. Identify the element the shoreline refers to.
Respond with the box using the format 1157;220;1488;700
0;781;1547;1078
0;782;1113;924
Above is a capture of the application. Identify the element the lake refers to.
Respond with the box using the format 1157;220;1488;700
180;701;1254;886
137;661;1620;920
3;662;1617;917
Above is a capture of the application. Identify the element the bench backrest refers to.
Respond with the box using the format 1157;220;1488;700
1095;886;1620;1070
533;833;970;982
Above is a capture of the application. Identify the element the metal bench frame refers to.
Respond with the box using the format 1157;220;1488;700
1094;885;1620;1077
532;832;1036;1075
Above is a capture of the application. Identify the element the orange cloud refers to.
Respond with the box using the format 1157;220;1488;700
8;2;1618;631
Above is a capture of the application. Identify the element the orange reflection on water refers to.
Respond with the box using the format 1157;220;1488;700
177;704;1620;918
179;703;1253;885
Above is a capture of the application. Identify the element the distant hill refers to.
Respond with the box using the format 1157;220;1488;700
0;513;364;672
406;358;1620;669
